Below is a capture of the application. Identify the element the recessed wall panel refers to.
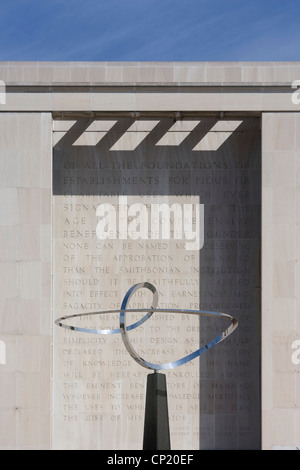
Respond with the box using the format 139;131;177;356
52;117;261;450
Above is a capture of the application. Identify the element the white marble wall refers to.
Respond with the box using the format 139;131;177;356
262;112;300;449
0;113;52;449
0;63;299;450
1;61;300;85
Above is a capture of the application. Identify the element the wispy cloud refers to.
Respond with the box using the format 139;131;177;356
0;0;299;61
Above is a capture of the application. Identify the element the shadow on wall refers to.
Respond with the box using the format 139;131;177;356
53;116;261;450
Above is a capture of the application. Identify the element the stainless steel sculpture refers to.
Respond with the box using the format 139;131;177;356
55;281;238;370
55;281;238;449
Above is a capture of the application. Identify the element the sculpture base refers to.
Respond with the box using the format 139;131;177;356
143;372;171;450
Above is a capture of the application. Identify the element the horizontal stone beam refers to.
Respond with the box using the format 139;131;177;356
1;89;299;112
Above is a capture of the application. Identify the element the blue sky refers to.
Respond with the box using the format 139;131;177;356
0;0;299;61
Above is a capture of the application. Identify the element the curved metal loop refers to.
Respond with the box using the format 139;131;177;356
55;282;238;371
120;282;160;370
55;282;158;335
119;282;238;371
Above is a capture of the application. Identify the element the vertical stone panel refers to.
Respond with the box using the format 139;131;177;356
0;113;52;449
262;113;300;449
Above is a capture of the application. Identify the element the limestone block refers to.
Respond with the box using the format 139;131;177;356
0;188;18;225
70;67;90;83
91;92;134;111
18;188;41;226
6;92;51;111
272;187;296;225
18;299;40;335
0;226;18;261
0;409;17;449
0;262;18;298
88;65;106;82
0;151;18;188
23;65;39;83
19;261;41;300
122;66;139;83
0;298;18;333
173;65;207;82
52;92;91;111
273;260;295;298
19;225;40;261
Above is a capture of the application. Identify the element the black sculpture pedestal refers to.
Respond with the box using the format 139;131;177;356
143;371;171;450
